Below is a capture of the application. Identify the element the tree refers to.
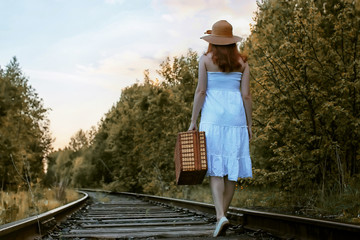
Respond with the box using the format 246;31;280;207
244;0;360;193
0;57;52;190
68;129;90;152
63;50;199;194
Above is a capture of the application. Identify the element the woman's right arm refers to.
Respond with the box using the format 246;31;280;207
188;55;207;131
240;61;252;140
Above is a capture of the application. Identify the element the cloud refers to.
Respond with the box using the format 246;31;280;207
27;68;125;149
162;14;174;22
76;51;162;86
40;0;256;88
104;0;125;4
8;0;258;149
153;0;252;19
156;0;209;19
153;0;257;38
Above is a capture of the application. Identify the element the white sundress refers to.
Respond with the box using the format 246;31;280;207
199;72;252;181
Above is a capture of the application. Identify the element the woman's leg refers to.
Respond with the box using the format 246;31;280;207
209;176;225;220
223;176;236;215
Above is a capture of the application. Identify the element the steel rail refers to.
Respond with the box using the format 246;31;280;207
0;190;88;240
116;191;360;240
2;189;360;239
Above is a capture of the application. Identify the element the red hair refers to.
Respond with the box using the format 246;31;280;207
206;44;247;72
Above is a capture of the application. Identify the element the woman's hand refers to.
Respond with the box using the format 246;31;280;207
188;122;198;131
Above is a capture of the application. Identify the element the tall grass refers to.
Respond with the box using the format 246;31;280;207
0;187;80;225
99;175;360;225
160;180;360;225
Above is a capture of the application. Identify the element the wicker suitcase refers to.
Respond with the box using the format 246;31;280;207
174;131;207;185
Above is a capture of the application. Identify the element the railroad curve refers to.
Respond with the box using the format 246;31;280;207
1;189;360;239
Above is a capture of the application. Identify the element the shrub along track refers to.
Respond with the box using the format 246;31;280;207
1;189;359;239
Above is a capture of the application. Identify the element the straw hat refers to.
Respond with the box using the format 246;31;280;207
200;20;242;45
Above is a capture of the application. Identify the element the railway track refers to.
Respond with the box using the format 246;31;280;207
0;190;89;240
1;189;360;239
45;191;248;239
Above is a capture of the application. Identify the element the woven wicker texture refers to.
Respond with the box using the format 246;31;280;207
174;131;207;185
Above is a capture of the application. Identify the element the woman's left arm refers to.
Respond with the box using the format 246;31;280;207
241;61;252;141
188;55;207;131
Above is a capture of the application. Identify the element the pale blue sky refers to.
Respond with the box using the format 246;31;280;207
0;0;258;149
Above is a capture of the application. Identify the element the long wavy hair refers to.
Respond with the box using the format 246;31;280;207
205;43;247;72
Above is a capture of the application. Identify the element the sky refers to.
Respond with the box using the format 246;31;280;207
0;0;258;150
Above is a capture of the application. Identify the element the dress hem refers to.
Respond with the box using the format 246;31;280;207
206;173;253;182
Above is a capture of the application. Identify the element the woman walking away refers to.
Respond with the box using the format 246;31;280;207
188;20;253;237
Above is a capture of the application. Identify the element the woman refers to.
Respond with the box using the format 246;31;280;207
188;20;253;237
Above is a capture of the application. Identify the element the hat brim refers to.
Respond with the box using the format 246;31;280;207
200;35;242;45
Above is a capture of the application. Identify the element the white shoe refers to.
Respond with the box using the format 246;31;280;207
213;216;230;237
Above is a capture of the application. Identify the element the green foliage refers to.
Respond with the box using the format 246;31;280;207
0;57;52;191
245;0;360;193
45;0;359;213
89;49;199;193
68;129;90;152
44;49;199;194
44;129;96;188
